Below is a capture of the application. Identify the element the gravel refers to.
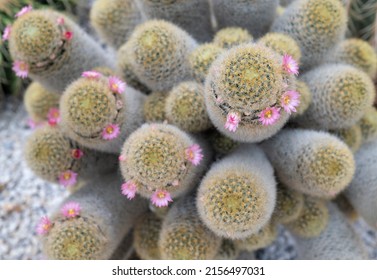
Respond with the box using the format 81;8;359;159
0;97;376;260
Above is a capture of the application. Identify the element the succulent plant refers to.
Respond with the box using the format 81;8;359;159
213;27;253;49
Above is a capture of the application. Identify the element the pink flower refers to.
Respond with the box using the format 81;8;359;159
58;170;78;187
47;107;61;126
2;25;11;41
82;71;101;79
27;118;44;129
101;123;120;140
108;76;126;94
57;17;65;25
64;31;73;40
36;216;52;235
258;107;281;126
61;202;81;218
151;190;173;207
225;111;241;132
15;5;32;18
71;149;84;159
281;90;300;114
118;154;126;161
12;61;29;78
185;144;203;166
121;181;137;200
282;54;299;75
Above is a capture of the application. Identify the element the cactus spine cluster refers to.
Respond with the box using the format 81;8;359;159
213;27;253;49
196;145;276;239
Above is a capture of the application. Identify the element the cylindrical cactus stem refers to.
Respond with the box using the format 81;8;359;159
261;129;355;199
285;196;329;238
329;125;363;153
125;20;197;92
212;27;253;49
295;64;375;130
8;9;114;93
159;194;222;260
41;175;149;259
119;123;212;207
234;223;278;252
188;43;224;84
358;107;377;144
90;0;145;49
143;91;168;123
214;239;240;260
117;41;151;94
24;82;60;123
258;32;302;64
24;126;117;187
60;73;145;153
271;184;304;225
344;140;377;229
133;212;163;260
165;81;212;133
141;0;213;42
207;129;240;156
212;0;279;38
196;145;277;239
205;43;298;143
271;0;347;70
326;38;377;78
295;204;368;260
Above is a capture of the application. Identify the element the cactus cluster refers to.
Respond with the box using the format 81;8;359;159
3;0;376;260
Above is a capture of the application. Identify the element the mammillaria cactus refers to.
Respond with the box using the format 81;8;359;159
234;223;278;252
90;0;145;49
262;129;355;199
295;204;368;260
290;80;312;118
295;64;375;130
133;212;162;260
24;126;117;187
208;129;239;156
60;72;145;153
8;9;114;93
205;43;299;143
141;0;213;42
327;38;377;78
330;125;363;153
344;140;377;229
165;81;212;133
272;0;347;70
196;145;276;239
212;27;253;49
123;20;197;92
214;239;239;260
358;107;377;144
143;91;168;123
188;43;224;84
285;196;329;238
212;0;279;38
119;123;212;207
23;82;60;124
159;194;222;260
40;175;148;259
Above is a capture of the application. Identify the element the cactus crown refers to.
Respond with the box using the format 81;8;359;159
213;27;253;49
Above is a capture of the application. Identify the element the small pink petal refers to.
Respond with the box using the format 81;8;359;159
151;190;173;207
282;54;299;75
2;25;11;41
121;181;137;200
281;90;300;115
71;149;84;159
36;216;52;235
101;123;120;140
185;144;203;166
258;107;281;126
12;61;29;78
27;118;44;129
64;31;73;40
58;170;78;187
15;5;32;18
108;76;126;94
47;107;60;126
81;71;101;79
60;202;81;218
57;17;65;25
118;154;126;161
225;111;241;132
